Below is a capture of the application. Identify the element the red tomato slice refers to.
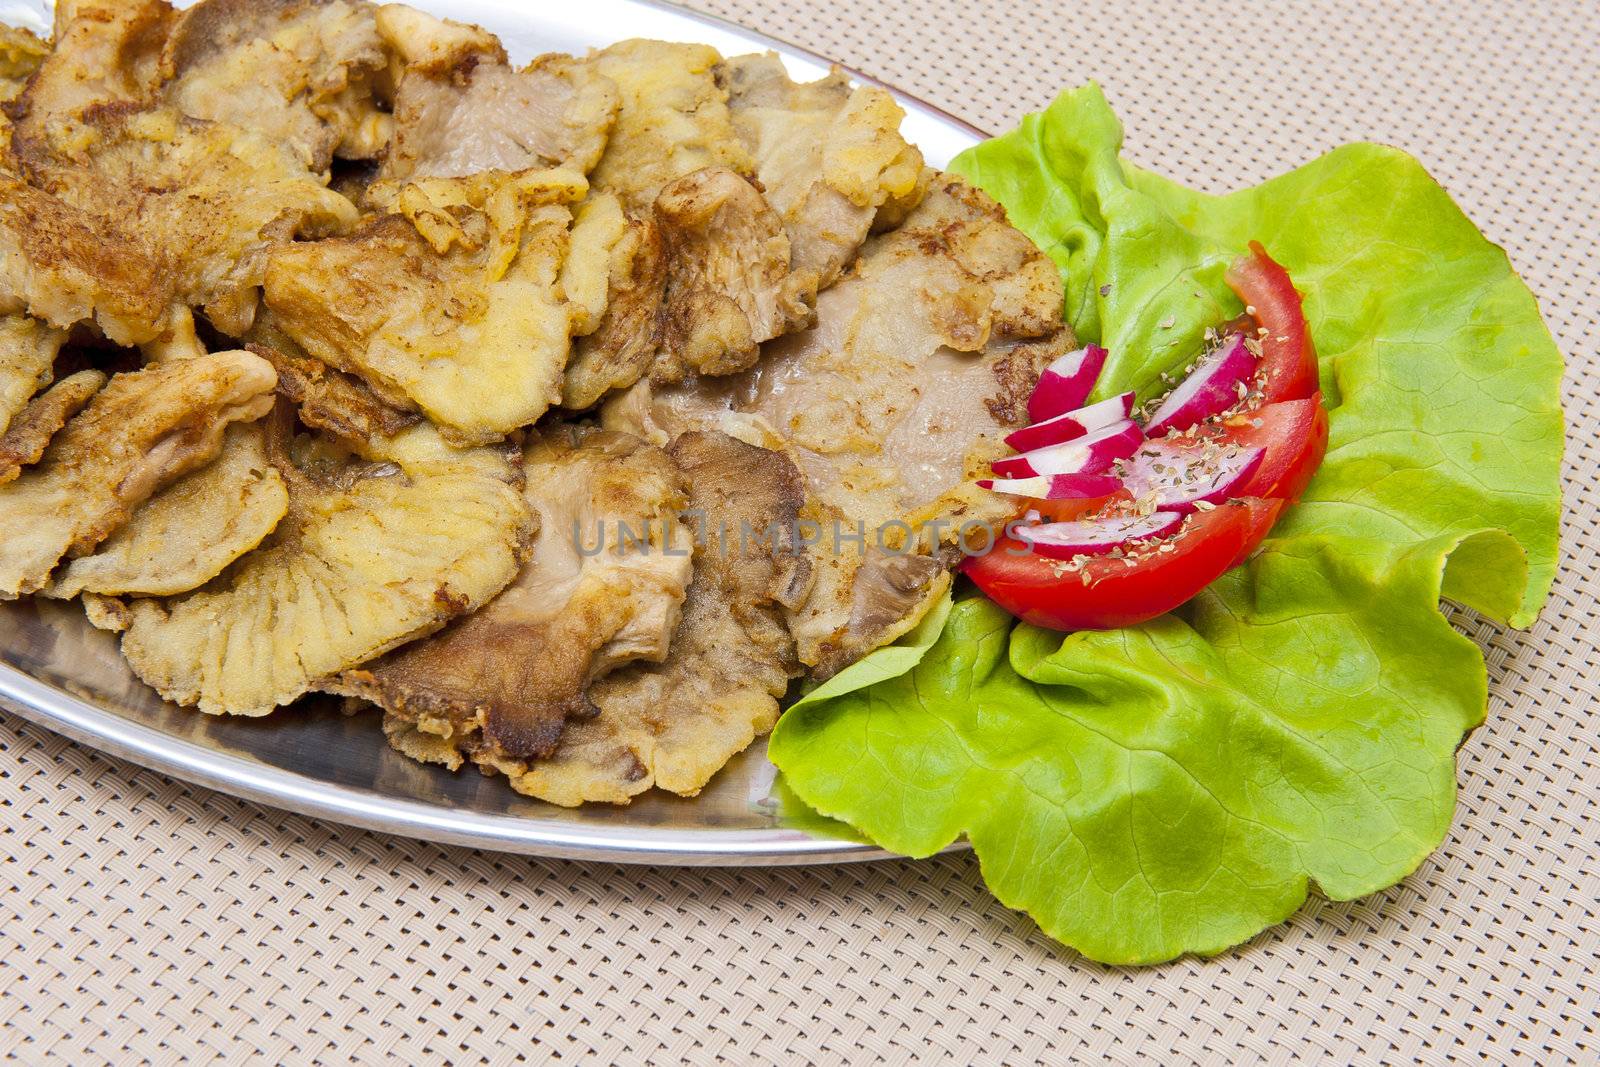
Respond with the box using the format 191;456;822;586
1216;394;1328;502
1225;242;1319;402
1227;493;1286;567
1029;488;1134;523
963;498;1284;631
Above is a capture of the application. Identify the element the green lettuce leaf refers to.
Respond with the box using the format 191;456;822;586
769;85;1565;963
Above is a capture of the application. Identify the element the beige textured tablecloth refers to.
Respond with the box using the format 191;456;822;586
3;1;1597;1062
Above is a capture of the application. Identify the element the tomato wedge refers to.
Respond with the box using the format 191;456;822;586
963;498;1284;631
1225;242;1319;402
971;244;1324;632
1028;488;1133;523
1213;394;1328;502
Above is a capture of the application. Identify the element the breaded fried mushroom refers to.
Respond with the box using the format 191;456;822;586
160;0;391;170
46;422;289;598
264;168;595;443
0;368;105;485
505;431;808;804
376;5;618;183
0;349;278;598
336;426;694;762
119;405;533;716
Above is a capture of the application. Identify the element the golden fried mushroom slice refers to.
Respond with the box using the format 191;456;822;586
336;427;694;761
264;169;588;443
606;175;1074;676
552;40;723;411
139;305;211;363
160;0;391;171
0;315;66;436
506;431;807;806
243;326;419;449
651;166;810;383
557;44;818;408
0;24;47;110
585;39;752;209
81;592;131;633
2;3;183;340
559;192;632;339
720;53;926;290
6;0;174;153
376;6;618;183
0;23;46;81
0;368;105;485
120;411;532;717
371;2;503;70
0;350;277;598
0;25;44;153
559;201;665;409
381;711;468;770
46;422;288;598
6;1;358;336
16;107;361;336
0;176;170;345
560;169;810;407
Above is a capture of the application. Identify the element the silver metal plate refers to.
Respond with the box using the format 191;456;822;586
0;0;983;864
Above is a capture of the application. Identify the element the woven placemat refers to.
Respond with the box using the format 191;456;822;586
2;1;1596;1062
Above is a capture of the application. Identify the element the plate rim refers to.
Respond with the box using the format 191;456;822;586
0;0;986;867
0;665;900;865
628;0;990;140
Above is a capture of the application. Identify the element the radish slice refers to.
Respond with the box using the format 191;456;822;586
1005;391;1136;452
1027;344;1108;422
977;473;1123;500
990;419;1144;478
1014;511;1185;560
1120;439;1265;513
1143;333;1257;437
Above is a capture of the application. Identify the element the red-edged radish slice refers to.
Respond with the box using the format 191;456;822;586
1013;511;1185;560
991;419;1144;479
1121;439;1265;513
1005;391;1136;452
1027;344;1108;422
977;473;1123;500
1143;333;1257;437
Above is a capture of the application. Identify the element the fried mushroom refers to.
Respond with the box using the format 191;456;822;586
584;38;751;210
335;426;694;761
649;166;811;384
720;52;926;291
243;318;419;449
0;367;105;485
0;349;278;598
263;169;592;443
14;106;361;335
160;0;391;171
5;0;174;155
119;406;533;716
0;314;67;436
505;430;808;805
558;43;823;408
377;6;618;183
0;175;171;345
45;422;289;598
606;175;1073;676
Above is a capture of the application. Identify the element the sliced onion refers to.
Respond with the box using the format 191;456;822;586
1120;439;1264;513
1013;511;1185;560
977;473;1123;500
991;419;1144;478
1143;333;1256;437
1005;391;1136;452
1027;344;1108;423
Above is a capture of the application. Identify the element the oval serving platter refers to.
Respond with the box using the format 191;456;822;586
0;0;984;864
